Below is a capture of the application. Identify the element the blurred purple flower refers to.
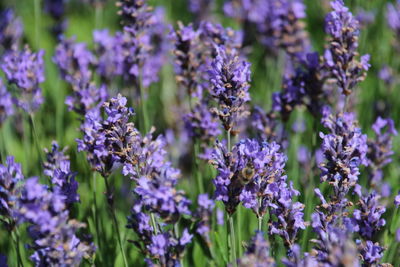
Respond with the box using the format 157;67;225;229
0;156;24;230
43;142;79;204
1;47;45;113
324;0;370;95
0;9;23;51
17;177;95;265
209;45;251;133
237;231;275;266
0;78;14;125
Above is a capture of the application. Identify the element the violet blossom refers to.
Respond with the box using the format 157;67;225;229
237;231;275;266
324;0;370;96
1;47;45;113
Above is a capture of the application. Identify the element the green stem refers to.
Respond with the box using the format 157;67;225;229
29;114;43;165
12;229;23;267
23;115;31;174
227;129;231;151
92;172;102;263
94;1;103;29
103;177;129;267
34;0;41;48
228;215;237;267
257;198;263;231
139;82;149;133
150;213;159;234
194;140;204;194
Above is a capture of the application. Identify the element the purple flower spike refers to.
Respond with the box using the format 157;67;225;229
0;156;24;229
367;117;397;189
1;47;45;113
0;78;14;125
319;108;368;219
0;9;23;51
359;240;384;266
17;177;95;265
117;0;170;88
53;37;95;85
209;45;251;133
237;231;275;266
195;194;215;244
211;138;287;216
324;0;370;95
352;191;386;240
43;142;80;204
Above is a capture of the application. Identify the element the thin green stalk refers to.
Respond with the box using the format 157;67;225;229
237;207;242;256
34;0;41;48
103;177;129;267
150;213;159;234
139;81;149;133
12;228;23;267
194;140;204;194
92;172;102;263
257;198;263;231
227;129;231;151
94;1;103;29
23;115;31;174
228;215;237;267
29;114;43;166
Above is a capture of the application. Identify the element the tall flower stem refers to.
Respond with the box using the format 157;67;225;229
103;177;129;267
92;172;102;263
11;227;23;267
194;140;204;194
257;198;263;231
228;214;237;266
29;114;43;167
139;80;149;133
34;0;41;48
94;1;103;29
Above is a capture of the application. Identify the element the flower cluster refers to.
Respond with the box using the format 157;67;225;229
16;177;94;266
194;194;215;244
317;107;368;222
43;142;80;204
0;9;23;51
324;0;370;95
1;47;45;113
237;231;275;266
211;139;287;216
224;0;309;56
93;29;125;83
117;0;170;88
77;94;136;177
310;217;360;266
367;117;397;189
209;46;251;133
269;181;306;256
0;78;14;125
53;37;95;85
44;0;67;39
0;156;24;231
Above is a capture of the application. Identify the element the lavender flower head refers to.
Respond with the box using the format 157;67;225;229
1;47;45;113
211;138;286;215
77;94;136;177
387;1;400;36
117;0;170;88
0;9;23;51
237;231;275;267
310;215;360;266
194;194;215;244
0;156;24;230
367;117;397;187
319;107;368;205
352;191;386;240
324;0;370;95
17;177;95;266
183;100;221;143
43;142;80;204
209;45;251;133
0;78;14;125
93;29;125;83
53;37;95;84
